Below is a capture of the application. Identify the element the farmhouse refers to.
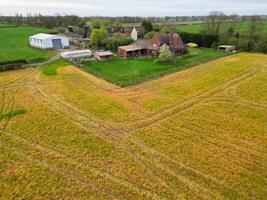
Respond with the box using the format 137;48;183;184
29;33;69;49
94;51;113;61
118;33;187;58
60;50;92;60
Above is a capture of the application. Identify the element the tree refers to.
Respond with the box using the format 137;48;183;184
141;20;153;34
158;44;172;62
90;28;108;49
204;11;227;36
144;31;157;39
248;16;263;39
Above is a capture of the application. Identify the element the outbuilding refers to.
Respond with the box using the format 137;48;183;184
218;45;236;52
60;50;92;60
94;51;113;61
29;33;69;50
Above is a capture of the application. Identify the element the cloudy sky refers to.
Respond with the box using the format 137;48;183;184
0;0;267;16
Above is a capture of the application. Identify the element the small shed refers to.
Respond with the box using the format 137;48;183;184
218;45;236;52
60;50;92;60
94;51;113;61
117;45;144;58
29;33;69;49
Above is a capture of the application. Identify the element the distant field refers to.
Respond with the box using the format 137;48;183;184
81;48;227;86
0;26;55;63
0;53;266;199
177;20;267;34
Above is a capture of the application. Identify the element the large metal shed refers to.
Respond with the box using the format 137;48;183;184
29;33;69;50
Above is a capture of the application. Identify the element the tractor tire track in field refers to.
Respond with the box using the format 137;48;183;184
30;86;184;199
30;84;248;200
165;124;267;182
0;140;125;200
29;81;220;199
30;66;265;199
123;67;261;132
29;83;181;199
0;129;164;200
0;69;31;87
0;88;18;131
0;90;7;116
127;136;252;200
176;116;267;160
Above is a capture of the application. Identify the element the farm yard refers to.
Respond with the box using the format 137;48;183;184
0;52;266;199
82;48;227;86
0;26;55;63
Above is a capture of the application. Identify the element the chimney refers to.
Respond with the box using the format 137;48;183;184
83;26;90;38
67;26;74;33
170;32;174;44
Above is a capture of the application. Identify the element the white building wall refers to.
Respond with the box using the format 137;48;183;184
29;34;69;49
131;28;138;41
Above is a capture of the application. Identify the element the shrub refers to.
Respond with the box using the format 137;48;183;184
158;44;172;62
180;32;218;48
0;109;26;120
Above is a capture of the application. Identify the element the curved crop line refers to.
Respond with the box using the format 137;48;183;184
165;125;267;181
127;136;251;199
30;84;211;198
0;141;124;200
0;129;165;200
123;68;261;131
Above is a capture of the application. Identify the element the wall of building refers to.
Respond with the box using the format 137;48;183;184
29;36;69;49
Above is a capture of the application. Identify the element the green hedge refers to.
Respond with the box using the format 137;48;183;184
0;59;27;72
180;32;218;48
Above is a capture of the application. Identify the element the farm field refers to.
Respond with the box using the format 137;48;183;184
177;20;267;34
82;48;227;86
0;53;266;199
0;26;55;63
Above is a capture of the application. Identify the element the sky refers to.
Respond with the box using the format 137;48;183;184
0;0;267;17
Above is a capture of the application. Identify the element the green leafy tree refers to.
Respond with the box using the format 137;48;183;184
141;20;153;34
158;44;172;62
144;31;157;39
90;28;108;49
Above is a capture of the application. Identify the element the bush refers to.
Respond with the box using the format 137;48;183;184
0;109;26;120
158;44;172;62
0;59;28;72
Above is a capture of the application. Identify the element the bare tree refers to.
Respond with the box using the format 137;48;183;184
248;15;263;38
204;11;227;36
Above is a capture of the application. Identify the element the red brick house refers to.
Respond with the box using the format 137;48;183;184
118;33;187;58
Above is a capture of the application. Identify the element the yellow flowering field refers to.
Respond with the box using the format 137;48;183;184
0;53;266;199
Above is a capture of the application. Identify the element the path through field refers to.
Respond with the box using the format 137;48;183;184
0;53;266;199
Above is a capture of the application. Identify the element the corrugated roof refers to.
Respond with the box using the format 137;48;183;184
118;45;144;51
30;33;56;40
30;33;67;40
61;50;92;57
94;51;113;56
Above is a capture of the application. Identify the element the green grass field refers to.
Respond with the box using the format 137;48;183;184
177;20;267;34
0;26;55;63
81;48;228;86
0;53;266;199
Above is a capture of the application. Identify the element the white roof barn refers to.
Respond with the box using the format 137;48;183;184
29;33;69;50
